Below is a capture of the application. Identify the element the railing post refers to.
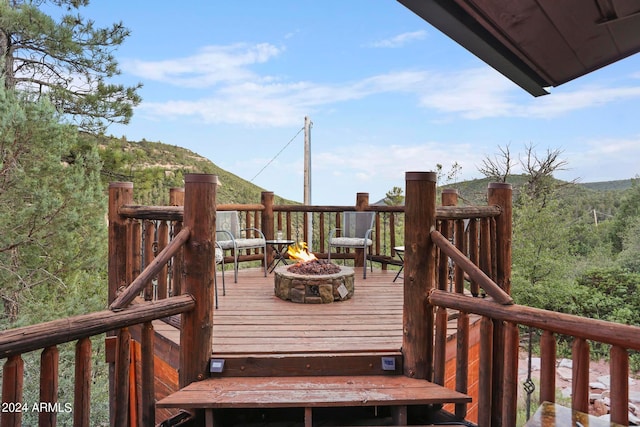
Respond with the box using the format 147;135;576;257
354;193;369;268
487;182;512;426
487;183;512;294
108;182;133;426
179;174;217;420
403;172;437;380
262;191;275;265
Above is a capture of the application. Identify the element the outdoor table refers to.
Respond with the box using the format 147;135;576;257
266;239;295;273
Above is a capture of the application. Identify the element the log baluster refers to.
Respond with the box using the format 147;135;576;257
480;218;492;283
169;188;184;297
572;337;590;414
468;219;479;296
478;317;493;427
113;328;131;426
1;354;24;427
503;322;519;426
141;321;155;426
156;220;169;300
433;306;448;385
74;337;92;427
610;345;629;426
455;311;469;419
39;345;59;427
454;218;465;294
539;330;556;404
318;212;326;253
143;220;155;301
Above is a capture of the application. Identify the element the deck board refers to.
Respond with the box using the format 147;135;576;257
211;267;404;356
154;266;472;360
156;375;471;409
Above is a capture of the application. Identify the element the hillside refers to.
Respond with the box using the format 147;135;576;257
87;134;293;206
92;134;633;218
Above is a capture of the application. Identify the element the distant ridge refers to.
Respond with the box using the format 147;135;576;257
578;179;634;191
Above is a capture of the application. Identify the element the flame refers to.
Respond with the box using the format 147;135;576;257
287;241;317;263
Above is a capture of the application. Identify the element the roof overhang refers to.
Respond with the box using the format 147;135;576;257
398;0;640;97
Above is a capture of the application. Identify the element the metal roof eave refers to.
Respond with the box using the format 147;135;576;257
398;0;551;97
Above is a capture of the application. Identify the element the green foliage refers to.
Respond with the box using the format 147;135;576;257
610;179;640;253
93;134;294;205
0;0;142;132
383;186;404;206
0;84;107;324
0;84;108;423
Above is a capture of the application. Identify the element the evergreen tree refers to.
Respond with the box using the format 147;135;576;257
0;0;142;133
0;82;107;324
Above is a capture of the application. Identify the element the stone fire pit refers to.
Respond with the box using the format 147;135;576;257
274;262;355;304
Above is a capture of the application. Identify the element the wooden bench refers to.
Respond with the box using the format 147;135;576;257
157;375;471;426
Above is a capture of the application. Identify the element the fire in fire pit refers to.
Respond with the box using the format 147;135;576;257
286;242;341;275
273;242;354;304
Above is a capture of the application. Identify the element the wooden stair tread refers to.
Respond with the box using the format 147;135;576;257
156;375;471;409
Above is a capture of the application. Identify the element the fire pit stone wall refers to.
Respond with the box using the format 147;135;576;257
274;265;355;303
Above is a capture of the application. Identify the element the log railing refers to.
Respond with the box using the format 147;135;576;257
0;174;217;427
417;181;640;426
429;289;640;426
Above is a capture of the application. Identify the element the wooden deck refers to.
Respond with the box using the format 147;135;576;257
152;266;476;426
154;266;407;376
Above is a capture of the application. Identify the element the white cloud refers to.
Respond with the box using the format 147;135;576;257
125;42;640;127
417;68;640;120
121;43;284;88
524;86;640;118
369;30;427;48
314;142;478;183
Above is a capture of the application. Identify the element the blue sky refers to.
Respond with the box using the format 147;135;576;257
84;1;640;205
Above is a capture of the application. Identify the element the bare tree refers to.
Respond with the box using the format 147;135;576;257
478;144;513;182
521;144;571;202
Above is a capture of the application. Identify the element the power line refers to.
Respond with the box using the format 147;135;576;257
250;126;304;182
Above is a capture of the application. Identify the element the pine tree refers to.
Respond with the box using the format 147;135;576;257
0;0;142;133
0;83;107;324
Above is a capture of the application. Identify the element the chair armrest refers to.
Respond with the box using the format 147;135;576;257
240;227;266;240
328;227;342;239
364;228;374;240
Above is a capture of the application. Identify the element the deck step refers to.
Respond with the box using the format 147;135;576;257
157;375;471;426
210;351;403;376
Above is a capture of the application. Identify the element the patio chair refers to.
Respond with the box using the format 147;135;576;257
328;211;375;279
214;242;225;309
216;210;267;283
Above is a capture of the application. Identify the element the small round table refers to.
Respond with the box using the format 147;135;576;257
266;239;295;273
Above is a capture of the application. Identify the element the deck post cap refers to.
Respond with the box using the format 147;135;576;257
405;171;437;182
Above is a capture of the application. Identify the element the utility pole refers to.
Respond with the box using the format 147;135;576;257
304;116;313;248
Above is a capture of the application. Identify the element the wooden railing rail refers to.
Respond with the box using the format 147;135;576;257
0;296;194;359
118;205;183;221
0;295;194;427
431;229;513;305
429;290;640;426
